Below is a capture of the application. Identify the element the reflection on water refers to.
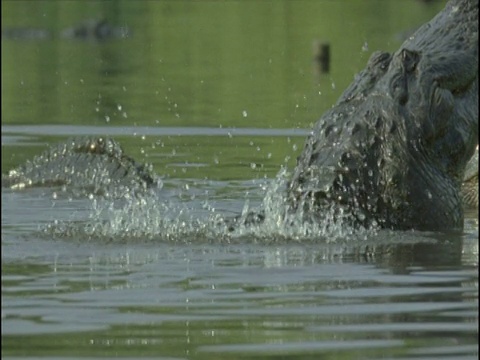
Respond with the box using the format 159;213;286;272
1;0;477;359
2;227;478;358
2;164;478;358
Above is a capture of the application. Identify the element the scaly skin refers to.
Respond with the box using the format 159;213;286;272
462;146;478;209
2;137;157;197
287;0;478;231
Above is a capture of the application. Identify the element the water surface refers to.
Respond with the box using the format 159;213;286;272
2;1;478;359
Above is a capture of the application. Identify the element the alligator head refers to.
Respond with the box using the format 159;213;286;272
288;0;478;231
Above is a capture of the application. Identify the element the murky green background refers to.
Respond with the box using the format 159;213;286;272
2;0;445;177
2;1;478;359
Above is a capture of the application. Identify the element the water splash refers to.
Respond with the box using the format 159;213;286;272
45;168;376;244
46;189;223;243
224;168;373;243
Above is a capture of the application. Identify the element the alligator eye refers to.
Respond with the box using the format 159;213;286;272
401;49;419;73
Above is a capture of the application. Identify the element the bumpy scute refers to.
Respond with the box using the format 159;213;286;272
3;137;157;197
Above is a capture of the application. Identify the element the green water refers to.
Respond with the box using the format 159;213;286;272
2;0;443;128
2;1;477;359
1;0;444;177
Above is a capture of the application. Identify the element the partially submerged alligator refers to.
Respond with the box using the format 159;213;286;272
2;137;156;198
283;0;478;231
2;19;129;41
2;0;478;232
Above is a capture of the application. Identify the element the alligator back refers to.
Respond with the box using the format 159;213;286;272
2;137;157;197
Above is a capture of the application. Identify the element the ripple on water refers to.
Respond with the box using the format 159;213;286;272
41;168;380;245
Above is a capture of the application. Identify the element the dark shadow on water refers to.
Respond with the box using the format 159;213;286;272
363;237;464;272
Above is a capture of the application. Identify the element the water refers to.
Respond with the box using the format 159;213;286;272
2;1;478;359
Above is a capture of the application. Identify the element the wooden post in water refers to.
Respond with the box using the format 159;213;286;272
313;40;330;74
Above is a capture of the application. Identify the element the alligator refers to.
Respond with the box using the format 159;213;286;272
462;146;479;209
60;19;130;40
2;19;129;41
2;0;478;232
280;0;478;231
2;137;157;198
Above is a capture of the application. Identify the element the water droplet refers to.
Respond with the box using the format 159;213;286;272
426;189;432;199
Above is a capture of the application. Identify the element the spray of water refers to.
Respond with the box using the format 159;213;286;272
45;167;376;244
